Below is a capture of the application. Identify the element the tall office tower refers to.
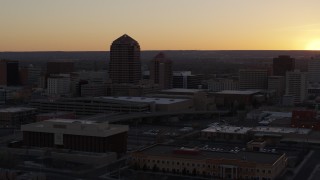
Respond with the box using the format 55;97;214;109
0;60;19;86
285;70;308;104
109;34;141;84
150;52;172;89
239;69;268;90
273;55;295;76
47;61;74;75
308;57;320;86
268;76;285;97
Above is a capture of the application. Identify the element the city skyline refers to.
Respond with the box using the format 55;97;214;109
1;0;320;51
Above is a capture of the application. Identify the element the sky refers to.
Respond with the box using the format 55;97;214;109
1;0;320;51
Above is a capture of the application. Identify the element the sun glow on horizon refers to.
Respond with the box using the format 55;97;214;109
306;39;320;50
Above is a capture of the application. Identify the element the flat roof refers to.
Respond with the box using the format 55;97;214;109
137;145;284;164
102;96;190;105
202;125;252;134
215;90;261;95
252;126;311;135
0;107;36;113
21;118;128;137
37;111;74;116
161;89;204;93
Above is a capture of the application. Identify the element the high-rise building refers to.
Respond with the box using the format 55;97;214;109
47;61;74;75
150;52;172;89
268;76;285;97
0;60;19;86
172;71;204;89
285;70;307;104
239;69;268;90
308;57;320;86
109;34;141;84
273;55;295;76
47;74;71;96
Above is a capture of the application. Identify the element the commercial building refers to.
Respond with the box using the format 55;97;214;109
212;90;262;107
291;110;320;130
21;119;128;153
150;52;173;89
109;34;141;84
0;60;19;86
30;97;150;116
239;69;268;90
36;111;76;122
207;78;239;92
273;55;295;76
131;145;287;180
268;76;285;98
102;96;193;112
0;107;37;128
173;71;204;89
47;74;71;96
70;71;109;97
285;70;308;104
47;61;74;75
308;57;320;87
201;126;252;142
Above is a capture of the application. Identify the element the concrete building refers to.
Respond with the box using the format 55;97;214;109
70;71;109;97
268;76;285;98
30;97;151;116
47;74;71;96
36;112;76;122
109;34;141;84
150;52;173;89
201;126;252;142
21;119;128;153
0;60;19;86
0;107;37;128
173;71;204;89
156;88;215;111
273;55;295;76
131;145;287;180
80;83;107;97
207;78;239;92
212;90;262;107
285;70;308;104
308;57;320;87
102;96;193;112
291;109;320;130
239;69;268;90
47;61;74;75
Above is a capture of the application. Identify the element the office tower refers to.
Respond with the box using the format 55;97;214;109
207;78;239;92
268;76;285;97
172;71;204;89
308;57;320;86
109;34;141;84
273;55;295;76
47;74;71;96
285;70;307;104
239;69;268;90
0;60;19;86
150;52;172;89
47;61;74;75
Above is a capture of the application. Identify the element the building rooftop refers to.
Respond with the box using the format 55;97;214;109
161;88;204;94
251;126;311;135
137;145;284;164
0;107;36;113
202;125;252;134
215;90;261;95
102;96;190;105
21;119;128;137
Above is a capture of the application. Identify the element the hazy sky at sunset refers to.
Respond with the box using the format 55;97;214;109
1;0;320;51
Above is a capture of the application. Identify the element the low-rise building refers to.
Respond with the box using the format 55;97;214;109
131;145;287;180
21;119;128;153
0;107;37;128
